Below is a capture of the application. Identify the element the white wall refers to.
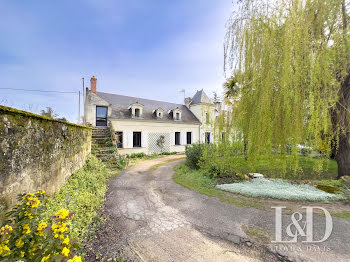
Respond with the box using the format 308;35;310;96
189;103;216;143
110;119;200;155
84;90;111;126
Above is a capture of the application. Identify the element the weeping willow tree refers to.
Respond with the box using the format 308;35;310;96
223;0;350;179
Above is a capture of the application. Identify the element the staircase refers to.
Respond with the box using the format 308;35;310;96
91;126;119;170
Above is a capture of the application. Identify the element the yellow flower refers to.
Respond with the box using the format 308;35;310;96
36;190;45;195
41;254;50;262
0;244;10;256
24;210;34;219
20;251;25;257
62;236;70;245
61;247;70;257
17;260;24;262
55;209;69;220
0;225;13;236
37;222;47;231
15;238;24;248
67;256;82;262
52;222;68;234
22;224;31;234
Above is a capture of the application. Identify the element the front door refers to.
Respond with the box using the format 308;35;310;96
96;106;108;126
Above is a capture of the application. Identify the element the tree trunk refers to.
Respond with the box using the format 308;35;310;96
332;69;350;179
335;132;350;179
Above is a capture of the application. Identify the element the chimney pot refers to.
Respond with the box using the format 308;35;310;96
91;76;97;93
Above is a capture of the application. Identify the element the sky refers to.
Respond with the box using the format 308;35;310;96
0;0;235;122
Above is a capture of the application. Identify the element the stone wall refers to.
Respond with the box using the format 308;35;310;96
0;105;91;219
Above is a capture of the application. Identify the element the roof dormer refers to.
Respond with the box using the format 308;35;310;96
153;107;164;119
171;107;182;121
128;102;144;118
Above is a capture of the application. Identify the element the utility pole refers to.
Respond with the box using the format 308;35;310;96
82;77;85;104
82;78;85;124
78;91;81;124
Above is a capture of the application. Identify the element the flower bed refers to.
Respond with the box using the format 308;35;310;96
216;178;344;202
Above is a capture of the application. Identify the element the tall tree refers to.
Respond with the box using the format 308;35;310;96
224;0;350;178
40;107;58;119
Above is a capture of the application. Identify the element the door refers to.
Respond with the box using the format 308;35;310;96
96;106;108;126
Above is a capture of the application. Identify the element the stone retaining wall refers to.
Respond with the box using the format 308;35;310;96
0;106;91;220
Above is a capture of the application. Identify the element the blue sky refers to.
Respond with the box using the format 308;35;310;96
0;0;234;122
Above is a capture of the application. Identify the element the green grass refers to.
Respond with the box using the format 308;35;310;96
239;155;338;180
44;156;121;245
331;212;350;219
173;163;261;208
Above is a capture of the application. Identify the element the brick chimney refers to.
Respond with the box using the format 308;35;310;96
91;76;97;93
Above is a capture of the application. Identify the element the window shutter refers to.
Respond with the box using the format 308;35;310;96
171;132;175;145
181;132;186;145
125;131;132;148
192;131;197;144
142;131;147;148
210;132;214;144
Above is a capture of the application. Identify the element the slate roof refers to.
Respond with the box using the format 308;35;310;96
95;91;201;124
191;89;212;105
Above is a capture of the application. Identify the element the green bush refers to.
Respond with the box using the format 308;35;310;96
199;142;248;179
126;152;146;159
44;156;116;246
115;155;129;169
160;152;177;155
185;143;205;169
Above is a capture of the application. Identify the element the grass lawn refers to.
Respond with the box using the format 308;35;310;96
173;163;261;208
238;155;338;180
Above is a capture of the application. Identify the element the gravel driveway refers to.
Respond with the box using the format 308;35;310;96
85;156;350;262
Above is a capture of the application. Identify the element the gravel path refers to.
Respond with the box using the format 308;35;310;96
85;156;350;262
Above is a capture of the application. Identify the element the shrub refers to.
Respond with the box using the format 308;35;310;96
185;143;205;169
198;142;248;179
160;152;177;155
114;154;129;169
127;152;146;159
1;192;81;261
44;156;114;245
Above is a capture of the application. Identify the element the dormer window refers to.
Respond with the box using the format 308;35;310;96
154;107;164;119
129;102;144;118
172;108;182;121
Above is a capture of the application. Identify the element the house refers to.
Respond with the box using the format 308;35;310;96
84;76;221;154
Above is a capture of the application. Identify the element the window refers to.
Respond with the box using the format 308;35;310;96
205;132;211;144
116;132;123;148
158;112;161;117
175;112;180;120
175;132;181;145
187;132;192;145
96;106;108;126
135;108;140;117
133;132;141;147
206;113;210;124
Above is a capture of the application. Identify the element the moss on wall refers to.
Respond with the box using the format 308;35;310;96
0;106;92;222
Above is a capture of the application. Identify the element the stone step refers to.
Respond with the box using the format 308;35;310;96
93;147;117;153
92;134;111;138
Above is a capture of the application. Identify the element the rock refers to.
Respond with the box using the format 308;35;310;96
248;173;264;179
244;174;250;180
246;241;252;247
341;176;350;182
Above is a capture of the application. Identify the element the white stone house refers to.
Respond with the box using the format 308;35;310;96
84;76;221;154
